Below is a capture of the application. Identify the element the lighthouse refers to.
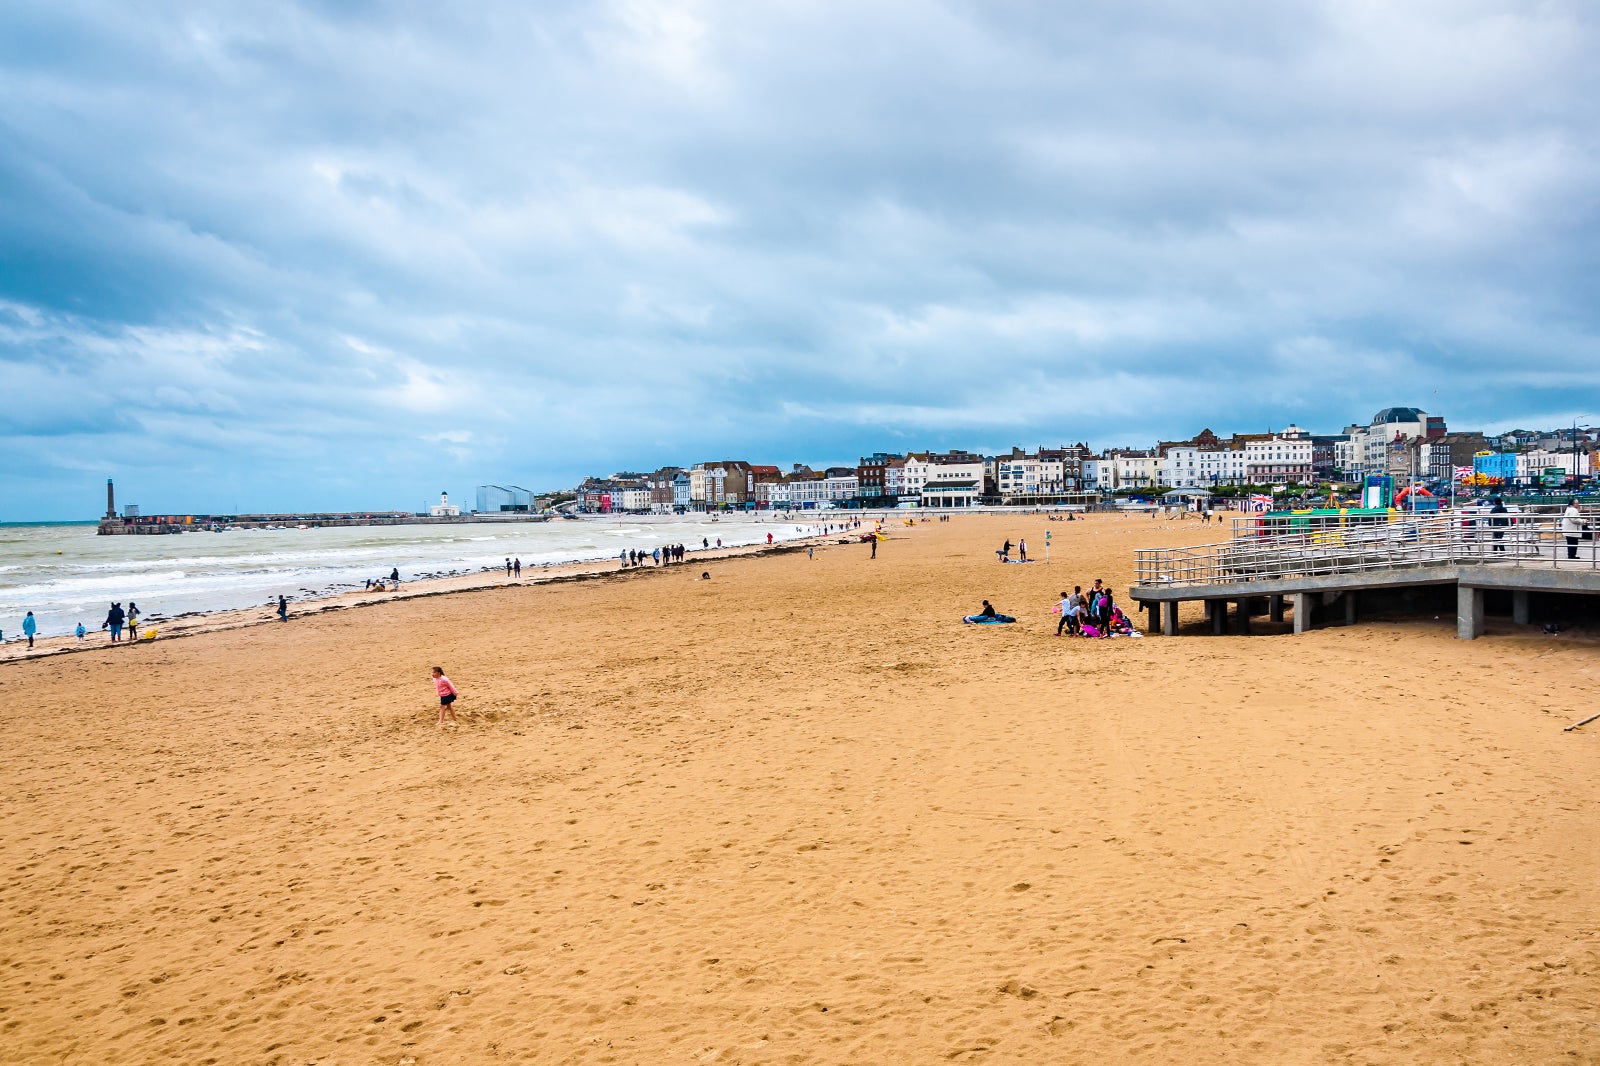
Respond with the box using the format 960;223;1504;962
429;490;460;517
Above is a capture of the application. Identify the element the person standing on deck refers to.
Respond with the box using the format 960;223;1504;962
1562;499;1585;560
1489;496;1509;552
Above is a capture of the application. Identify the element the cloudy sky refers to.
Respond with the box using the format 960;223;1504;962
2;1;1597;518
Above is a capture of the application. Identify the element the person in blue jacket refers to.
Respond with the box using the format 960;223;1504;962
22;611;37;648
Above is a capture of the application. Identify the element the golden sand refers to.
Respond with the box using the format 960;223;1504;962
3;514;1597;1064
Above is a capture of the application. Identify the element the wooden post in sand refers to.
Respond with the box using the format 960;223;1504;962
1162;600;1179;636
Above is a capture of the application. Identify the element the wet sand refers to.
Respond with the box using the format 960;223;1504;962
4;513;1597;1064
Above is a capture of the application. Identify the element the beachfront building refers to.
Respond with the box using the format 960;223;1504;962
475;485;535;512
687;461;756;510
430;491;461;517
1518;449;1588;484
1160;430;1234;489
901;451;987;505
1311;434;1349;480
615;487;652;512
992;447;1084;502
857;452;903;505
575;476;645;513
883;457;908;500
1338;408;1446;479
760;467;859;508
1244;426;1315;483
918;456;985;508
672;472;691;510
902;454;932;499
644;468;683;513
1109;450;1159;489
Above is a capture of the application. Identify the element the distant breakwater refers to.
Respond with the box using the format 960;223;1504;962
97;513;553;535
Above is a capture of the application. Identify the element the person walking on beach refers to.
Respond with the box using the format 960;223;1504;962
505;557;512;577
278;595;288;622
22;611;36;648
75;622;86;643
513;558;521;578
1001;539;1012;561
1019;539;1027;562
103;602;125;643
126;603;140;642
870;535;877;559
392;567;402;584
431;666;459;725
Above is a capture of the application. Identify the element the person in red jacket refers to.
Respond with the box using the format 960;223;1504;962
431;666;459;726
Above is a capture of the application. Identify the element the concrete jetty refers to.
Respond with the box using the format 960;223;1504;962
1130;511;1600;639
97;511;551;535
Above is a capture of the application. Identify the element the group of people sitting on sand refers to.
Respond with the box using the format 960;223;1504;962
1055;580;1137;638
964;579;1138;637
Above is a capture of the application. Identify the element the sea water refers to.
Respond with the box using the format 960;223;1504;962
0;514;827;640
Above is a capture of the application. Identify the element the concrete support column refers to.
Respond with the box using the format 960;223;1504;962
1512;590;1530;626
1144;601;1159;634
1269;595;1284;623
1292;593;1312;635
1343;592;1357;626
1209;600;1226;635
1457;585;1484;640
1235;600;1252;635
1162;600;1179;637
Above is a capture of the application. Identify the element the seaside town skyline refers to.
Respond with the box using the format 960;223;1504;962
84;404;1598;524
3;3;1597;521
550;405;1600;514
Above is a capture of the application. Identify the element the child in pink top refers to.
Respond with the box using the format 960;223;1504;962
431;666;459;725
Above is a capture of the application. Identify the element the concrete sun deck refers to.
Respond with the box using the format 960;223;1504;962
1130;560;1600;640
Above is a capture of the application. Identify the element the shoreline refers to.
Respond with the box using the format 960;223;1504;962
0;532;840;665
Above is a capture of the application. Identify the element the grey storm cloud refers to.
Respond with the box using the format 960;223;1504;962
2;0;1598;517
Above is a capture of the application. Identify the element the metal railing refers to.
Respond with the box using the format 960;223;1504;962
1136;511;1600;588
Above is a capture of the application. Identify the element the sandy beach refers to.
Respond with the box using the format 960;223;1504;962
4;512;1597;1064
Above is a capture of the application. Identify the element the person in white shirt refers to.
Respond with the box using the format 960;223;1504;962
1561;499;1585;560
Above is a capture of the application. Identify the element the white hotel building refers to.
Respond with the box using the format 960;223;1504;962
1159;427;1314;488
